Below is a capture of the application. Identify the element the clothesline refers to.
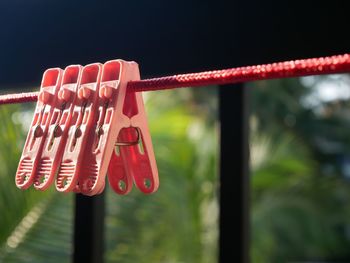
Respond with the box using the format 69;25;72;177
0;53;349;105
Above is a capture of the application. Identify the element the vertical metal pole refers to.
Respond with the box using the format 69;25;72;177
219;84;250;263
73;192;105;263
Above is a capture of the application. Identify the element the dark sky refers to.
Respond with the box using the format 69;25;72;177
0;1;349;86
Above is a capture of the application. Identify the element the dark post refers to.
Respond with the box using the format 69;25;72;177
73;193;105;263
219;84;250;263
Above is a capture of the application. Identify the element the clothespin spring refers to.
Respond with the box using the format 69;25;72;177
115;127;141;147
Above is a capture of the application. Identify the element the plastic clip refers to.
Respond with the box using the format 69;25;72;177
16;68;63;189
33;65;82;190
16;60;158;196
78;60;158;196
55;63;102;192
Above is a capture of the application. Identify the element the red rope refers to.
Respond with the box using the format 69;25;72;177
1;54;350;105
0;92;39;105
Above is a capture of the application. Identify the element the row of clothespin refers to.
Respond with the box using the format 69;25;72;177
15;60;158;196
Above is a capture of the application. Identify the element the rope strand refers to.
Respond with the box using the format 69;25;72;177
1;54;349;105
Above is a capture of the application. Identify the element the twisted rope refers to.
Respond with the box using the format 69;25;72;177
1;54;349;105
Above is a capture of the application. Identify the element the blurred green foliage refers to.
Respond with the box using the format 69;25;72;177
0;88;218;263
250;74;350;262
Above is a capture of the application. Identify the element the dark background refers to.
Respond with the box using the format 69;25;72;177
0;1;349;263
0;1;349;86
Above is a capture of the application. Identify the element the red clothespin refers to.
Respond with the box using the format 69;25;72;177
55;63;102;192
16;60;158;196
16;68;63;189
77;60;159;196
33;65;82;190
108;64;159;195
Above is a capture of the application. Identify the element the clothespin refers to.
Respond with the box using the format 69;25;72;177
16;68;63;189
16;60;158;196
55;63;102;193
33;65;82;190
78;60;159;196
107;61;159;195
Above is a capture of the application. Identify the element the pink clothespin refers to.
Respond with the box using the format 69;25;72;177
33;65;82;190
78;60;159;195
16;68;63;189
108;62;159;195
16;60;158;196
55;63;102;193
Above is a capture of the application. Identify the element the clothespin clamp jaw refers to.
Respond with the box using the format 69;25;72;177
55;63;102;192
33;65;82;190
15;68;63;189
